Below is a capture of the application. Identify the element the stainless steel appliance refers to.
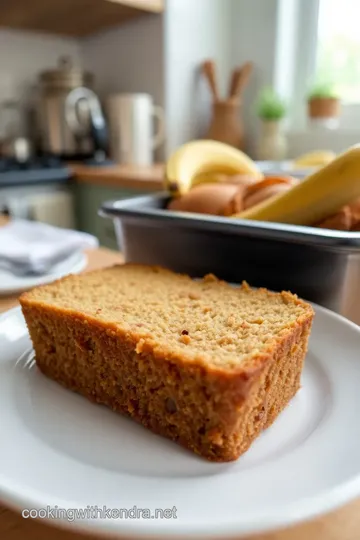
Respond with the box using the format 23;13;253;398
37;57;108;159
0;156;73;228
101;193;360;326
0;156;70;187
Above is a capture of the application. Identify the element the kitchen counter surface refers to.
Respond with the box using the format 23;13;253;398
71;163;164;190
0;230;360;539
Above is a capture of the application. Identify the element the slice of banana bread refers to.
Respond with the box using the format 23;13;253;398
20;265;314;462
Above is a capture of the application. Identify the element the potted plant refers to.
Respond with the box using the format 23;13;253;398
256;87;287;160
307;82;340;121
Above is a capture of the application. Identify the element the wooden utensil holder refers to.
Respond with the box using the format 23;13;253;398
205;100;244;150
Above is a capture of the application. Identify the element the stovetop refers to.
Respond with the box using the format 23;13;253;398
0;156;71;187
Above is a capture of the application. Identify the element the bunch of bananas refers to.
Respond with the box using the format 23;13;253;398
164;140;360;228
164;140;263;196
292;150;336;170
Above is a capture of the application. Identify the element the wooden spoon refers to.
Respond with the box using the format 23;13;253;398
228;62;253;100
202;59;220;102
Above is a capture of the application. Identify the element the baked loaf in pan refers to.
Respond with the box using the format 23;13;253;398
20;265;314;462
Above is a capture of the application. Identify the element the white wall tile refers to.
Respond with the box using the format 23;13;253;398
164;0;231;154
0;29;81;136
229;0;280;156
81;16;164;108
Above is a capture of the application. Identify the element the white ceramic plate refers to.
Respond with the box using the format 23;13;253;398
1;304;360;539
0;251;87;296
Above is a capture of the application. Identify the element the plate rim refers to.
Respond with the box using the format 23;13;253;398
0;475;359;539
1;302;360;538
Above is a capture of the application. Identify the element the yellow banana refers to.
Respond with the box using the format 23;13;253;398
165;140;262;195
192;172;228;187
232;146;360;226
293;150;336;169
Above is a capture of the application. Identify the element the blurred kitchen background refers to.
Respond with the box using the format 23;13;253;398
0;0;359;248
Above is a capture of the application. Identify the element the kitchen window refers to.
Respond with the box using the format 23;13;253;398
316;0;360;104
289;0;360;129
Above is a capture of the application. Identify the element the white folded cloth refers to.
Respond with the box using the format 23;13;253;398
0;220;99;276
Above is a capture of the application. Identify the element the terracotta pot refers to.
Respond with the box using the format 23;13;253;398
308;97;340;119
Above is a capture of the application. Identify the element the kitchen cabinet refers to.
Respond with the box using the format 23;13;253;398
74;183;149;250
1;0;164;37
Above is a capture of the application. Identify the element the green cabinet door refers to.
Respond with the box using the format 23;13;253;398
74;184;149;250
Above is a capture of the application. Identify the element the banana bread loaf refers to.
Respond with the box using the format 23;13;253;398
20;265;314;462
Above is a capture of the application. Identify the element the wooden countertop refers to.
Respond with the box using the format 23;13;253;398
72;163;164;190
0;227;360;539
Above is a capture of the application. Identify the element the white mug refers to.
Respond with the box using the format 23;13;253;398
107;93;165;165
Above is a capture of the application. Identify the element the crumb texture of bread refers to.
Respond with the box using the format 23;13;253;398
20;264;314;462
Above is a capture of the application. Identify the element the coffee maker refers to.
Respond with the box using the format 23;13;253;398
37;56;109;163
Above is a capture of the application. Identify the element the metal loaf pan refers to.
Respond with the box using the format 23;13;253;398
100;193;360;325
